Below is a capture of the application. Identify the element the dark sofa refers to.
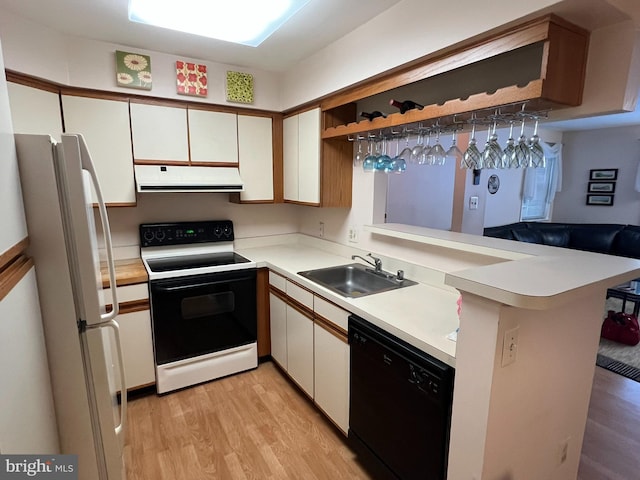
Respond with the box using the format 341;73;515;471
483;222;640;259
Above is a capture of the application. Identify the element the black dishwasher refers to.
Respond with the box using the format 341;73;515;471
349;315;454;480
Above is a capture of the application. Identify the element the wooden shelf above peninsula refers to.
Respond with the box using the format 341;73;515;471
320;14;589;140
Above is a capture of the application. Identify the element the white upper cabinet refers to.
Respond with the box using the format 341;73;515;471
297;108;321;204
237;115;274;202
283;108;320;204
188;109;238;164
130;103;189;163
62;95;136;205
283;115;299;202
7;82;62;141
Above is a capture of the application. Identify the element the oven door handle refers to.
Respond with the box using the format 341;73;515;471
153;275;255;292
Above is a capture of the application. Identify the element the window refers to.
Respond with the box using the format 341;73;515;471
520;143;562;221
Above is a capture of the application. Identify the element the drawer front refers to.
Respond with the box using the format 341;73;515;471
286;280;313;310
314;296;349;332
104;283;149;306
269;271;286;291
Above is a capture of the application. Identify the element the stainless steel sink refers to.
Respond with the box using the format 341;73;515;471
297;263;417;298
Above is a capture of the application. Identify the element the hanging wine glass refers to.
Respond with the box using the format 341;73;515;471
410;129;425;164
502;121;516;169
511;116;531;168
398;130;413;164
529;117;545;168
429;127;447;166
482;117;502;169
353;136;365;167
419;130;433;165
462;121;482;169
389;135;407;174
446;128;463;165
362;136;377;172
375;137;392;173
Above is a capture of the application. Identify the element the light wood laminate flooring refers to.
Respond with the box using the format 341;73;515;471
125;362;640;479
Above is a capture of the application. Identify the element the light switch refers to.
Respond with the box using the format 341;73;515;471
469;196;479;210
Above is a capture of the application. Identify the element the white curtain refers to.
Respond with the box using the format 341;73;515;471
521;142;562;201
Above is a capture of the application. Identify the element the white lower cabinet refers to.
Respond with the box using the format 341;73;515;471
269;292;287;369
118;309;155;390
286;304;314;397
314;322;350;434
268;271;350;434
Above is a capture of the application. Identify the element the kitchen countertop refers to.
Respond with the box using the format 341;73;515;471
236;244;460;367
100;258;147;288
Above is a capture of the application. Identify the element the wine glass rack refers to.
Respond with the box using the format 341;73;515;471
319;14;589;142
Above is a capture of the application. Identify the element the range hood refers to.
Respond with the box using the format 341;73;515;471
134;165;244;193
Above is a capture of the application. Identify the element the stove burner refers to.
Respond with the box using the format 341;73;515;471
146;252;251;273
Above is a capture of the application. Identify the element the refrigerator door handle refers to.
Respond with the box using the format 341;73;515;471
88;319;127;440
78;137;119;322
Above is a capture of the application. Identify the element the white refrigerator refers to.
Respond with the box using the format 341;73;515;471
15;133;127;480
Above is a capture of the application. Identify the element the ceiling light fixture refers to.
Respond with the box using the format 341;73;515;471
128;0;311;47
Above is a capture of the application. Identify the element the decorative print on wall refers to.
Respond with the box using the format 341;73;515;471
226;71;254;104
589;168;618;181
176;61;208;97
586;194;614;206
115;51;152;90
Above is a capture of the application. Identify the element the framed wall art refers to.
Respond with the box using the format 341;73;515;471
115;50;152;90
589;168;618;181
176;60;208;97
588;181;616;193
226;71;254;104
586;194;615;206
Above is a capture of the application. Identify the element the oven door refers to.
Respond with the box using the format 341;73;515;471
149;268;257;366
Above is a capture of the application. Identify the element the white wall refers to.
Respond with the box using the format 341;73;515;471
0;9;282;112
102;195;300;258
552;125;640;224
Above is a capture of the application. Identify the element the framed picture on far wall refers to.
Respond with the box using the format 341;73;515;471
588;181;616;193
589;168;618;181
586;194;615;206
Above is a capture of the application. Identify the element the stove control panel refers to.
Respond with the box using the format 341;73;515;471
140;220;235;247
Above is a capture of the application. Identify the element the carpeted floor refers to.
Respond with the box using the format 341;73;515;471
597;297;640;382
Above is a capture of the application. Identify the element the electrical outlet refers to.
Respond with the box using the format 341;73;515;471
501;326;519;367
348;226;359;243
319;222;325;238
469;195;479;210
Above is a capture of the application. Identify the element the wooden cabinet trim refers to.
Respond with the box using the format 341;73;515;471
0;255;34;302
257;268;271;358
314;315;348;343
106;298;150;315
6;70;60;93
0;237;28;272
269;285;314;318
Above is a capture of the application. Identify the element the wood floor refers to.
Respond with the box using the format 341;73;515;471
124;362;640;480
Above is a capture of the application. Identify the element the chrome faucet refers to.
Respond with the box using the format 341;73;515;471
352;253;382;273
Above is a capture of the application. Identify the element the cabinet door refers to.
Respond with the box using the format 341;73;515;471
297;108;321;204
130;103;189;162
314;322;349;434
62;95;135;205
7;83;63;141
238;115;274;201
269;293;287;369
188;109;238;164
286;304;314;397
283;115;299;201
117;309;155;390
